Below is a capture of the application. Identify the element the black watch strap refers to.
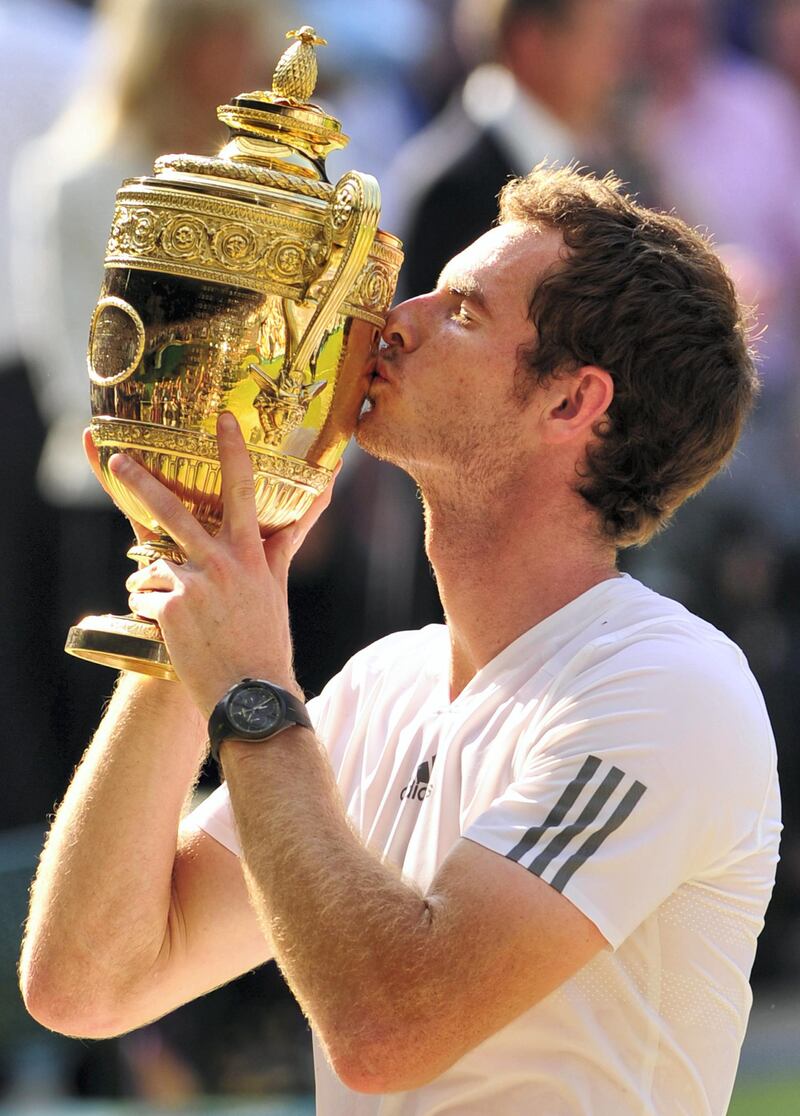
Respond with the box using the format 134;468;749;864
208;679;312;763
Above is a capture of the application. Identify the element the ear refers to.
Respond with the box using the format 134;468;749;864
541;366;614;445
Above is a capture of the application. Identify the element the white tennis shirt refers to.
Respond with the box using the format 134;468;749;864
190;574;781;1115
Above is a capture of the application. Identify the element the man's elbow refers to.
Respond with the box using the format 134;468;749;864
326;1018;452;1095
22;988;128;1040
20;960;135;1040
334;1051;445;1095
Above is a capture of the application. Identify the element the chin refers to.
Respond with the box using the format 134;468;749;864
355;410;410;468
355;414;391;460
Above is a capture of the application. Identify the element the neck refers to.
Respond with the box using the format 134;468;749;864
420;481;618;700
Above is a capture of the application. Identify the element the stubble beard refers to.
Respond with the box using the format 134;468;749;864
356;396;524;511
354;396;420;475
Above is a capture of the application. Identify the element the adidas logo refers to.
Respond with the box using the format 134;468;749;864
400;754;437;802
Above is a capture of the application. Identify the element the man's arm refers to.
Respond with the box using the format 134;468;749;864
20;672;271;1038
219;728;604;1094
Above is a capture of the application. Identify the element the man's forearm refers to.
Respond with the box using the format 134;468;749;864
221;729;433;1088
21;671;207;1032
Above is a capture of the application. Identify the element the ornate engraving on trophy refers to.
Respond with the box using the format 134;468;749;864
107;189;331;297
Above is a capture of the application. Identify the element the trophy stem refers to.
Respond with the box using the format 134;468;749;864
65;531;182;678
128;533;184;568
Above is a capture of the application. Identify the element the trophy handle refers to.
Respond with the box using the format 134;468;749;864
286;171;381;382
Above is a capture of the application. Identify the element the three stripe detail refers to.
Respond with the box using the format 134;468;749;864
507;755;647;892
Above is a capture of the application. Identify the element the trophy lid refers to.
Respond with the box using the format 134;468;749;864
154;26;348;187
110;24;399;304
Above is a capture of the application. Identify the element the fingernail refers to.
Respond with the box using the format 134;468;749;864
219;411;237;433
109;453;130;473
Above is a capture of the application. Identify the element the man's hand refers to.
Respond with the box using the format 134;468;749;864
109;412;336;715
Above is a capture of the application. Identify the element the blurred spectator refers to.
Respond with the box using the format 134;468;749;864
0;0;88;830
304;0;446;191
13;0;277;513
0;0;87;374
624;0;800;573
630;0;800;400
624;0;800;983
8;0;282;827
392;0;634;300
762;0;800;95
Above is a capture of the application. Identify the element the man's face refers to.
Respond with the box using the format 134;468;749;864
507;0;631;129
356;222;563;494
550;0;630;108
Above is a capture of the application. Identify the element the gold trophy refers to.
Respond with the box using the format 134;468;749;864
65;26;402;680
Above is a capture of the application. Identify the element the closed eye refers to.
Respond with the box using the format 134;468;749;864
450;303;473;324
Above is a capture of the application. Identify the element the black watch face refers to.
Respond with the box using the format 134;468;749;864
227;684;283;738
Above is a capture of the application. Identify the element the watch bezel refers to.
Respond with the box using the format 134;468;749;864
223;679;287;741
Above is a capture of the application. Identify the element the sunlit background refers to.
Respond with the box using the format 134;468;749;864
1;0;799;1112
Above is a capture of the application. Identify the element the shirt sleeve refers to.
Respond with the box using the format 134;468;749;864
463;632;776;949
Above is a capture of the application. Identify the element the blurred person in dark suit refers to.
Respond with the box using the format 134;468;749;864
392;0;632;300
353;0;638;655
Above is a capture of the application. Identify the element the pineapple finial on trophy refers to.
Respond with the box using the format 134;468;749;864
273;26;329;103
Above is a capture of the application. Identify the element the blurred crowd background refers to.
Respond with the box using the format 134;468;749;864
1;0;800;1108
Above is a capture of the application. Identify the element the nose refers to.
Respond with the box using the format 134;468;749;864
381;294;427;353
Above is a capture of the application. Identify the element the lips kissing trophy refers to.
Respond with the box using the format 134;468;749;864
65;26;402;680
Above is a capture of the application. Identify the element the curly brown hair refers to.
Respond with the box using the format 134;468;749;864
499;164;759;548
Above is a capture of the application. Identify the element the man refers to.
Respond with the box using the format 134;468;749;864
393;0;630;298
21;166;780;1114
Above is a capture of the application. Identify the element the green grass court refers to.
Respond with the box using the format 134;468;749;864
729;1076;800;1115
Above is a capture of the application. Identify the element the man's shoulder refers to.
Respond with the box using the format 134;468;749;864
529;581;779;842
580;575;737;652
318;624;448;700
539;577;767;740
572;578;757;694
347;624;448;675
556;578;775;766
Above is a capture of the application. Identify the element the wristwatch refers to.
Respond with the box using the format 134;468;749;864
207;678;312;763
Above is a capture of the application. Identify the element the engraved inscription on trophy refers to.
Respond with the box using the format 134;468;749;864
88;297;146;386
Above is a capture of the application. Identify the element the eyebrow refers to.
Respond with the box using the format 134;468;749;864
436;272;493;318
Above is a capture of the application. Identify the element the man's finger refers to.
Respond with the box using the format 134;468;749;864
263;466;339;567
126;558;179;593
84;429;158;543
291;474;338;549
217;412;261;548
83;428;109;494
128;589;167;623
108;453;214;562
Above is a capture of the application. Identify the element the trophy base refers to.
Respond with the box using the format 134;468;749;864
65;614;177;681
